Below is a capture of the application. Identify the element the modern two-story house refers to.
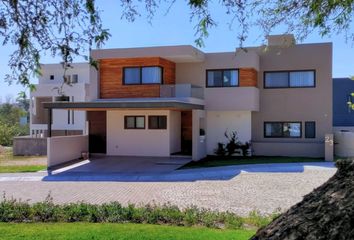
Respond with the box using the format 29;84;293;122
43;35;333;168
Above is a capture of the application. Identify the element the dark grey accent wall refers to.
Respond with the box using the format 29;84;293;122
333;78;354;126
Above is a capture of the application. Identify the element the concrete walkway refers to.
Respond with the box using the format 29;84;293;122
0;162;336;216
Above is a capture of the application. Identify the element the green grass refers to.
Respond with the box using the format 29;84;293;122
0;147;46;173
0;223;255;240
180;155;324;169
0;165;45;173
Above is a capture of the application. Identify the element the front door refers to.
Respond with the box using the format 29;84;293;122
87;111;107;154
181;111;192;155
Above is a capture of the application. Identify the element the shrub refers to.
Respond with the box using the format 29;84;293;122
0;194;273;230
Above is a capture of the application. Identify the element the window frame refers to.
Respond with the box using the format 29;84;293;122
206;69;240;88
305;121;316;138
148;115;167;130
263;70;316;89
124;116;146;129
264;121;302;138
123;66;163;85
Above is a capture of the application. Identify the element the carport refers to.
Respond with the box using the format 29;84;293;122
43;99;206;170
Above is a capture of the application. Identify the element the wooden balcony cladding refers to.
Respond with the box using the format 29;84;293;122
239;68;257;87
99;57;176;98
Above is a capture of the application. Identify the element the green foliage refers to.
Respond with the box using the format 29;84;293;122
0;194;273;230
214;130;250;157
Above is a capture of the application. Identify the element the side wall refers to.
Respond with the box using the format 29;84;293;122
99;57;176;99
106;110;180;157
206;111;252;155
47;135;88;168
251;43;333;157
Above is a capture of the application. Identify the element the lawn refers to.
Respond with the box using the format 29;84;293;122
180;155;324;169
0;147;46;173
0;223;255;240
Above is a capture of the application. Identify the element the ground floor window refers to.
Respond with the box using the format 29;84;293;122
305;121;316;138
264;122;302;138
148;116;167;129
124;116;145;129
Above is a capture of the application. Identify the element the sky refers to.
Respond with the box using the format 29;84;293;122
0;0;353;101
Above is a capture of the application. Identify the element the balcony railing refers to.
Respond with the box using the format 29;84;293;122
160;84;204;99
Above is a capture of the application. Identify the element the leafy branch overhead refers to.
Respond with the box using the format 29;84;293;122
0;0;353;90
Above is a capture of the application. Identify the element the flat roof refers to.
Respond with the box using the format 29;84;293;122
43;99;204;110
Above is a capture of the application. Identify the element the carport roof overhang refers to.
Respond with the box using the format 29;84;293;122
43;100;204;111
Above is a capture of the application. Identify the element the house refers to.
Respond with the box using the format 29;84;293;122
30;63;93;137
333;77;354;131
42;35;333;168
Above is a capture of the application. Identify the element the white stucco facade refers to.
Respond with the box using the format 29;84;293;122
206;111;252;155
106;110;181;157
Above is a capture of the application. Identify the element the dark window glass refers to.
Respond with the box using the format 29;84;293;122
207;69;238;87
265;70;315;88
50;75;54;80
305;121;316;138
148;116;167;129
124;66;162;85
71;74;78;83
124;116;145;129
124;67;141;84
142;67;162;84
264;122;302;138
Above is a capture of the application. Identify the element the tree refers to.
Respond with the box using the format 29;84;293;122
1;0;353;92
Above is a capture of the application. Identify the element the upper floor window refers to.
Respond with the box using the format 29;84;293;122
264;70;315;88
50;75;54;80
123;66;162;85
71;74;78;84
206;69;239;87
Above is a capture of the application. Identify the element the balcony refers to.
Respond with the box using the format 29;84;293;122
160;84;204;99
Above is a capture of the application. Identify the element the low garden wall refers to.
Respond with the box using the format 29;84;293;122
334;131;354;157
47;135;88;168
13;136;47;156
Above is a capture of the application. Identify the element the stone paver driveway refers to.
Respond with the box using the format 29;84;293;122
0;162;336;216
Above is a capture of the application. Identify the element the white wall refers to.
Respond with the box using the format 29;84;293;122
206;111;252;155
38;63;90;84
169;111;181;154
192;110;207;160
106;110;180;157
47;135;88;168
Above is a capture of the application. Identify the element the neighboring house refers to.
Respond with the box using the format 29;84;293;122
30;63;94;137
333;77;354;131
43;34;332;168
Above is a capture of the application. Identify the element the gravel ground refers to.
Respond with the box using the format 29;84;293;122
0;168;335;216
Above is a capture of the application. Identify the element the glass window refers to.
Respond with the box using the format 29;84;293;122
264;122;302;138
264;70;315;88
207;69;238;87
305;121;316;138
50;75;54;80
71;74;78;84
264;72;288;88
124;67;141;84
142;67;162;84
148;116;167;129
290;71;315;87
124;116;145;129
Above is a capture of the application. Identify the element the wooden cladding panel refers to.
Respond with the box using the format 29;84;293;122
100;57;176;99
239;68;258;87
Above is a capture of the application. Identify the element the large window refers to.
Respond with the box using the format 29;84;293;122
264;122;302;138
264;70;315;88
305;121;316;138
206;69;239;87
123;66;162;85
148;116;167;129
124;116;145;129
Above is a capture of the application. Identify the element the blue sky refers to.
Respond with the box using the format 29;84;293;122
0;0;353;101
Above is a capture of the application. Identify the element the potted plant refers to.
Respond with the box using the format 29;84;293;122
52;62;73;102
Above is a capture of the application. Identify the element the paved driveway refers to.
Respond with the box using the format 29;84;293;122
52;155;191;174
0;162;336;216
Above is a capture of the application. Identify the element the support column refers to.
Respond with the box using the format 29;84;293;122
47;108;52;138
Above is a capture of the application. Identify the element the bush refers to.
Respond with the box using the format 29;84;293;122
0;121;29;146
0;194;273;230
